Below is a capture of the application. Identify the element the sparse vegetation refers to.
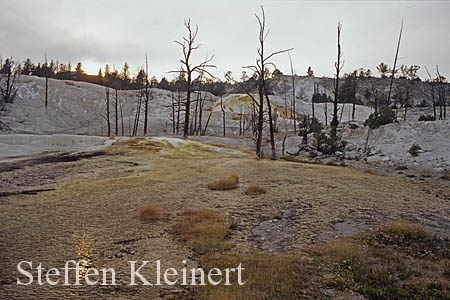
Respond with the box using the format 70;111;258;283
207;174;239;190
364;106;396;129
409;144;422;156
418;114;435;121
395;165;408;170
190;222;450;299
311;119;342;154
244;184;267;195
173;209;230;253
138;203;163;221
442;169;450;181
421;171;432;178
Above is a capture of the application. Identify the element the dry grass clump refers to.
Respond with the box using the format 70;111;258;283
173;209;230;254
442;169;450;181
421;171;432;178
138;203;163;222
244;184;267;195
444;259;450;279
363;222;436;253
207;174;239;191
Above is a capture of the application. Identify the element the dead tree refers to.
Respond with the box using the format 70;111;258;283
288;52;296;133
120;97;124;136
133;89;143;136
114;89;119;136
171;91;176;134
331;22;343;140
43;55;50;111
0;58;20;111
197;92;208;136
192;92;199;134
436;66;447;120
387;20;403;107
220;94;226;136
244;6;293;159
313;82;319;119
143;55;151;136
424;66;437;120
202;112;212;135
170;19;215;139
104;87;111;136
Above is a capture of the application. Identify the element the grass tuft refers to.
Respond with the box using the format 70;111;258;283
244;184;267;195
138;203;163;222
173;209;230;254
207;174;239;190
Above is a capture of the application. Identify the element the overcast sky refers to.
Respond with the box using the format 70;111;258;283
1;0;449;81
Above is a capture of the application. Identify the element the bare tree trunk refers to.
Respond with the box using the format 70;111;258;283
115;89;119;136
45;77;48;111
264;87;276;159
143;55;150;136
256;79;264;158
324;103;328;126
436;66;446;120
104;88;111;137
133;89;142;136
197;93;205;136
176;90;181;134
288;53;296;133
193;92;199;135
120;99;124;136
203;112;212;135
171;91;176;134
220;94;226;136
331;22;343;139
352;102;356;120
183;73;192;139
312;82;317;119
239;105;243;136
387;21;403;107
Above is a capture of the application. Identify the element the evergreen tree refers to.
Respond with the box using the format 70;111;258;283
22;58;35;75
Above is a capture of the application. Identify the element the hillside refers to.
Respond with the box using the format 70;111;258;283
1;75;376;136
269;74;448;110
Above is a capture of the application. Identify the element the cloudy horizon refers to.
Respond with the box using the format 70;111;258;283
1;0;449;81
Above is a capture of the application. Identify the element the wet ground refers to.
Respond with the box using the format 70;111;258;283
1;137;449;299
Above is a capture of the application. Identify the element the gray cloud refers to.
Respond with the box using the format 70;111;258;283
0;0;448;80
